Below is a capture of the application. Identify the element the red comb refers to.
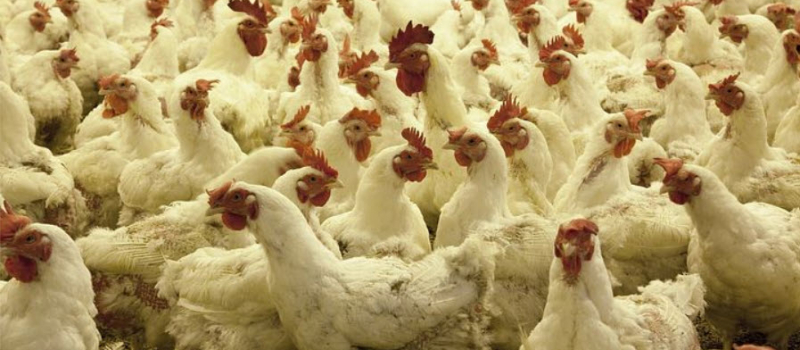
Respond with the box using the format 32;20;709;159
719;15;738;34
290;6;304;22
511;0;537;15
653;157;683;177
98;74;120;89
195;79;219;93
447;126;468;144
150;18;174;38
539;36;566;61
228;0;269;24
389;22;435;62
260;0;277;21
488;96;527;132
282;105;311;129
345;50;380;78
301;13;319;42
402;127;433;159
34;1;50;14
645;57;663;70
0;201;32;244
708;73;740;92
569;0;579;6
340;108;382;128
303;148;339;178
59;48;79;62
207;181;233;207
665;1;697;16
481;39;499;60
623;108;648;133
558;218;599;236
451;0;461;11
561;24;584;49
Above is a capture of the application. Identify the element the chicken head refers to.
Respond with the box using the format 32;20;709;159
297;149;342;206
309;0;332;14
512;2;540;33
568;0;593;24
387;22;435;96
487;96;530;157
280;105;316;148
344;50;381;97
55;0;79;17
538;36;572;86
150;18;174;41
181;79;218;121
29;2;52;33
99;74;136;119
145;0;169;18
719;16;749;44
393;128;437;182
299;15;328;62
281;8;304;44
472;0;489;11
706;73;744;116
52;48;80;79
644;57;676;89
337;0;354;18
626;0;654;24
339;108;382;162
767;3;796;32
561;24;587;56
554;218;598;285
0;202;51;283
207;181;259;231
782;14;800;65
657;2;688;37
606;109;645;158
472;40;500;71
445;127;488;167
229;0;270;57
654;158;701;205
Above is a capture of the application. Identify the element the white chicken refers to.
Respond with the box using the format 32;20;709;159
718;14;781;84
0;202;101;350
775;85;800;154
521;218;705;350
207;179;498;350
11;48;82;154
656;157;800;350
323;127;435;261
759;19;800;142
4;1;67;56
699;73;800;210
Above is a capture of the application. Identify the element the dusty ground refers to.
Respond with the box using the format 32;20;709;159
696;316;800;350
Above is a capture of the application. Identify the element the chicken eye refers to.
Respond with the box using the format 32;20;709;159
405;153;413;160
354;125;361;131
299;126;307;131
25;235;36;244
617;123;623;128
309;176;317;182
232;192;242;201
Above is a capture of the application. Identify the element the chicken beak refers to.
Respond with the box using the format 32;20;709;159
659;184;673;194
534;61;547;68
490;57;501;66
705;91;719;101
443;142;459;150
261;26;272;34
629;132;643;141
98;87;112;96
368;129;382;137
343;76;357;84
643;70;656;77
384;62;400;70
423;160;439;170
326;179;345;189
205;206;226;217
278;129;292;138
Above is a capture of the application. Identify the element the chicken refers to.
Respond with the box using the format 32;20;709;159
253;8;302;91
117;0;170;55
698;73;800;210
451;39;501;118
11;48;82;154
553;109;692;294
429;0;481;59
316;107;381;220
718;15;780;84
759;17;800;142
155;150;344;350
276;14;367;126
0;202;101;350
774;82;800;154
672;3;744;83
117;78;244;221
645;57;715;161
176;0;274;152
0;82;87;238
336;0;386;56
655;157;800;350
4;1;67;56
487;96;553;216
127;19;180;97
323;128;435;261
764;3;798;32
342;50;423;153
521;218;705;350
434;125;515;248
60;74;177;229
206;179;497;350
387;22;469;226
375;0;451;42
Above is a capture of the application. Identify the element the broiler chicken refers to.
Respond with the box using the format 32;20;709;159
206;180;497;350
699;73;800;210
451;39;501;119
521;218;705;350
656;157;800;350
11;48;82;154
718;14;781;84
4;2;67;56
759;15;800;141
0;201;101;350
323;127;435;261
